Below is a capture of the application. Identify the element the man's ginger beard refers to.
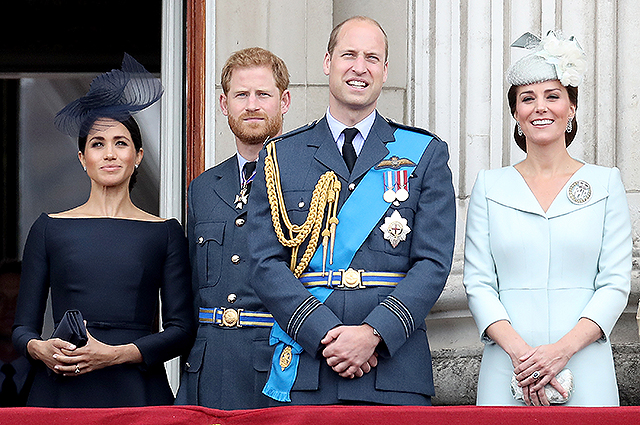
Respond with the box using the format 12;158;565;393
228;110;283;145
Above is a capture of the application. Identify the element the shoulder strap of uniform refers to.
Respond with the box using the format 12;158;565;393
264;119;321;146
382;116;443;141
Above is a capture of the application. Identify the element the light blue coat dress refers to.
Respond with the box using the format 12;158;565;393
464;164;631;406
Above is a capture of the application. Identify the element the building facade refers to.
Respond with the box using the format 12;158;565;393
2;0;638;405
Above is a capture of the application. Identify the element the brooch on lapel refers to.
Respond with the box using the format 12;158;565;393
380;210;411;248
567;180;591;205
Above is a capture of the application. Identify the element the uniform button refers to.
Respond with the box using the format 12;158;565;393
197;236;205;245
348;183;356;191
298;201;305;208
227;293;237;303
185;362;191;369
231;254;241;264
235;217;245;227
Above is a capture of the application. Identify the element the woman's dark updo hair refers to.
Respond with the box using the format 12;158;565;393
78;116;143;191
507;83;578;153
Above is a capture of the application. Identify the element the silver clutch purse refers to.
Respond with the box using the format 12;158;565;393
510;368;574;404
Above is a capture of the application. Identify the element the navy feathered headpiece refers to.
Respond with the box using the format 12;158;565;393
54;53;163;137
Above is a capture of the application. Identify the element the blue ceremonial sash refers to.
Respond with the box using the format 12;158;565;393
263;286;331;402
263;128;432;402
311;128;433;271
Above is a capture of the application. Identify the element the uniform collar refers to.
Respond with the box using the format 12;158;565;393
325;108;376;156
313;113;392;182
236;151;258;186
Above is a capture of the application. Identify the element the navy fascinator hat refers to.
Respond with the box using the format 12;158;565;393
54;53;163;137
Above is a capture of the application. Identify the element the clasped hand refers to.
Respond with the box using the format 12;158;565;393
28;329;123;377
321;324;380;379
513;343;570;406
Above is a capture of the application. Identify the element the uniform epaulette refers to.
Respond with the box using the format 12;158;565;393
264;119;320;145
383;116;442;141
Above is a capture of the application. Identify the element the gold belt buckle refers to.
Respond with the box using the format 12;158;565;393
340;268;365;289
221;308;243;327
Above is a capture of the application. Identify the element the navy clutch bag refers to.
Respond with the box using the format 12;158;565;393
51;309;88;347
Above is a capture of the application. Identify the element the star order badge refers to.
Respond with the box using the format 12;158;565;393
567;180;591;205
380;210;411;248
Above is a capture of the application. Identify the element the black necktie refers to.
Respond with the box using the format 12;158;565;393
1;363;18;407
342;128;358;173
242;161;257;195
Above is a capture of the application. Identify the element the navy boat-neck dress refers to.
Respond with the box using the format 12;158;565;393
13;214;195;407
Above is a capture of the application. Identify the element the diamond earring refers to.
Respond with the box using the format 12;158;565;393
517;122;523;137
566;118;573;133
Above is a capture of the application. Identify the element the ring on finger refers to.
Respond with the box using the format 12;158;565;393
531;371;541;380
75;364;80;374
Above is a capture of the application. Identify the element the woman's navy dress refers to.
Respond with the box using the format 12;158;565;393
12;214;194;407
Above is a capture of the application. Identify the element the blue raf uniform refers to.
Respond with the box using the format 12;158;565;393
175;155;275;409
247;112;456;405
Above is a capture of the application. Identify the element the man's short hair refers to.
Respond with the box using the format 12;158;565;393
327;16;388;62
220;47;290;95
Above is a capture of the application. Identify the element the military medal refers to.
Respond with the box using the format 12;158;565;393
382;170;409;204
235;165;257;210
395;170;409;202
567;180;591;205
234;189;249;209
380;210;411;248
377;156;414;205
383;171;396;203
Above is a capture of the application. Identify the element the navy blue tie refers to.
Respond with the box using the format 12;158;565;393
243;161;257;194
342;128;358;173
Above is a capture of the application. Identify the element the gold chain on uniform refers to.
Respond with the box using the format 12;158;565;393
264;139;341;278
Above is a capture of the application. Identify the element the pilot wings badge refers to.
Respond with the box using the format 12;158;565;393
375;155;416;170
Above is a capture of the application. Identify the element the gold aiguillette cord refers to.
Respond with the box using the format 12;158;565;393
264;140;341;278
321;180;341;274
